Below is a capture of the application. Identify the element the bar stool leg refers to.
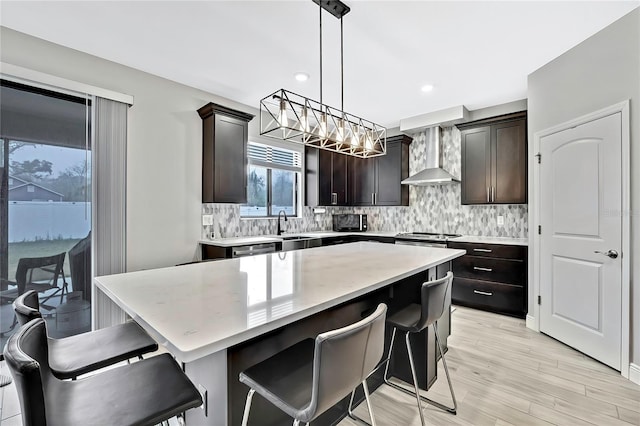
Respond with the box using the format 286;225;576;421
382;327;397;386
348;380;378;426
405;331;427;426
433;323;458;413
241;388;256;426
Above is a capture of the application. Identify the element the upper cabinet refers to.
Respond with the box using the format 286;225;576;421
305;135;411;207
198;103;254;204
457;112;527;205
350;135;412;206
305;148;349;206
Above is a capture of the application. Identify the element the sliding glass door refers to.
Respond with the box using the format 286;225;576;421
0;80;92;344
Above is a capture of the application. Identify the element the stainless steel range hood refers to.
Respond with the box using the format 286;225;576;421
401;126;460;185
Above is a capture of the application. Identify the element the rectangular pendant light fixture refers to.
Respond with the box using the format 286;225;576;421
259;0;387;158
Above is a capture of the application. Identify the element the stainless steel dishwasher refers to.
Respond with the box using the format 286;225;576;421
231;243;277;258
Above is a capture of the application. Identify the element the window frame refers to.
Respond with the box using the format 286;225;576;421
241;142;302;219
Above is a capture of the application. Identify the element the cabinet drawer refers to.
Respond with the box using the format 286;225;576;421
448;241;525;260
452;256;524;285
452;277;525;316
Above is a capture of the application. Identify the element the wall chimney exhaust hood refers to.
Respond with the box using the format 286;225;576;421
401;126;460;185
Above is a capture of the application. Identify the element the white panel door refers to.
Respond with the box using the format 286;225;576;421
539;112;622;370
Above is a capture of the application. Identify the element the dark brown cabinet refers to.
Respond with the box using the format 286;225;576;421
306;135;411;207
349;135;412;206
458;112;527;205
305;148;348;206
448;241;527;318
198;103;254;204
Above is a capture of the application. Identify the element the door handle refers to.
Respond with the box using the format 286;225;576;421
473;267;493;272
473;290;493;296
487;187;490;203
594;249;618;259
372;193;375;205
491;186;495;202
473;248;492;253
331;192;337;205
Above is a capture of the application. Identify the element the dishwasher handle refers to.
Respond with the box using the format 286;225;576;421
232;243;276;257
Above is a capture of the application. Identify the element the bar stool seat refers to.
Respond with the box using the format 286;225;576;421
386;304;422;332
239;304;387;426
382;272;457;426
4;318;203;426
14;290;158;379
240;339;315;420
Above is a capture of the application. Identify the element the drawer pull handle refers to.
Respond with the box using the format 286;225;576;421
473;267;493;272
473;248;492;253
474;290;493;296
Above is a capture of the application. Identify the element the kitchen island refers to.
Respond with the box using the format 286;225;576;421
95;242;465;425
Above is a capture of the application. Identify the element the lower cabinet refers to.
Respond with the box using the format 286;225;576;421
448;241;527;317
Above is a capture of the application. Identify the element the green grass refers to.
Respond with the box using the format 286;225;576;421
7;239;81;281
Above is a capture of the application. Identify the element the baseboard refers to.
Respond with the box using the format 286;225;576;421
629;363;640;385
526;314;538;332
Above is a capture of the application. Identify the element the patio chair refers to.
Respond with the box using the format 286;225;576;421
0;252;69;335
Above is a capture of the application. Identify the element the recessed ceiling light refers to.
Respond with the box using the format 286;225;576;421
421;84;434;92
295;72;310;82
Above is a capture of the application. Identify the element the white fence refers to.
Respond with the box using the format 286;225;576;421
8;201;91;242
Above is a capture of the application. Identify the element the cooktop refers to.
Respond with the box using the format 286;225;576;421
395;232;462;241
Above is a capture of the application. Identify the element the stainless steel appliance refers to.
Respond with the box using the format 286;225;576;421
395;232;462;247
332;214;367;232
231;243;277;257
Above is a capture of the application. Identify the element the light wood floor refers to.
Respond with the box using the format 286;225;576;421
340;306;640;426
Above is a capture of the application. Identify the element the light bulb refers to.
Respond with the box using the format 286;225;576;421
300;108;310;132
278;99;288;128
319;113;327;138
337;119;345;143
365;131;374;150
351;126;360;147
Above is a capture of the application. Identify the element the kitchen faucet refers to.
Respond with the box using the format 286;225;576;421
277;210;288;235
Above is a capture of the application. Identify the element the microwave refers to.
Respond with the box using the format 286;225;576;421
333;214;368;232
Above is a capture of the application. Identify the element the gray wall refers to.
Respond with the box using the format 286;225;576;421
1;26;261;270
527;8;639;366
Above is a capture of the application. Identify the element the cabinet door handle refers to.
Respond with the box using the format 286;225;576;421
332;193;337;205
491;186;495;202
487;187;490;203
473;266;493;272
473;248;492;253
372;193;375;205
474;290;493;296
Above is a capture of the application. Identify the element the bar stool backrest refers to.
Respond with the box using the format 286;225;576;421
417;271;454;332
305;303;387;422
13;290;42;326
3;318;50;426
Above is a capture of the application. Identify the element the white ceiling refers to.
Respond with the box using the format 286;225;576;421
1;1;638;128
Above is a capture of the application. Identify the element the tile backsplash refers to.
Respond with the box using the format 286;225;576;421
203;126;527;239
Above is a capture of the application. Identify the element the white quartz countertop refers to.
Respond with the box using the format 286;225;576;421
95;242;464;363
453;235;528;246
199;231;399;247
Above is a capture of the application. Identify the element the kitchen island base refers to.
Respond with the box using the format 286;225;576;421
226;263;450;425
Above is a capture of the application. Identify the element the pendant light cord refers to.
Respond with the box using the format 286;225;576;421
341;17;344;112
319;3;323;106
